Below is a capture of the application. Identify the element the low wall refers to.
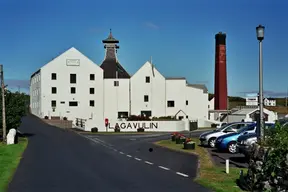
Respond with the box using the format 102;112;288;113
78;119;186;132
106;120;185;132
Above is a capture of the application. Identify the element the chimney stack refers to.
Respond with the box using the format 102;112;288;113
214;32;228;110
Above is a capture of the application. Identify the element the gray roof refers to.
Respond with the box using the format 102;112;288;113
187;84;208;93
165;77;186;80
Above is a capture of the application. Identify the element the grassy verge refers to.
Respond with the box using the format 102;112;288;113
154;139;247;192
0;138;28;191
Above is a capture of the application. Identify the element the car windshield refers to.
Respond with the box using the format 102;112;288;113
237;124;255;133
216;123;231;131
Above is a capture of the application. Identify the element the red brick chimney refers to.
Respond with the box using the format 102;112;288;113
214;32;228;110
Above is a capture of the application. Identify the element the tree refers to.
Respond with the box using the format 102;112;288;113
0;90;29;137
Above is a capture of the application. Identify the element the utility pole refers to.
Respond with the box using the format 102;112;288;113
0;65;6;141
256;25;265;142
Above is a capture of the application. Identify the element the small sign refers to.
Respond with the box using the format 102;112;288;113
66;59;80;66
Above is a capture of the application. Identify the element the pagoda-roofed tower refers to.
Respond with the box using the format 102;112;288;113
100;29;130;78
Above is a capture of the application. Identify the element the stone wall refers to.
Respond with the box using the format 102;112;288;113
241;143;288;191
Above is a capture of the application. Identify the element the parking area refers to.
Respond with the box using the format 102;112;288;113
181;130;248;168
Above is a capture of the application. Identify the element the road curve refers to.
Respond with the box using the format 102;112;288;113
8;115;211;192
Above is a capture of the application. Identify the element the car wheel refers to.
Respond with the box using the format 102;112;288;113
208;138;216;148
228;142;237;153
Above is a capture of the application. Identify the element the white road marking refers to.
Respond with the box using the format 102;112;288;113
119;152;124;154
158;166;170;170
134;157;141;161
145;161;153;165
127;155;132;157
176;172;189;177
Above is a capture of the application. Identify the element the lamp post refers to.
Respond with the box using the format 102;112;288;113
0;65;6;141
256;25;265;142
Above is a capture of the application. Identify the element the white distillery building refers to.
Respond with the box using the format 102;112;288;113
30;31;209;130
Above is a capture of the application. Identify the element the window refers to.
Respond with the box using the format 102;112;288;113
114;81;119;86
90;100;94;106
70;74;76;84
51;73;57;80
118;112;129;118
90;88;95;94
167;101;175;107
90;74;95;80
141;111;152;117
144;95;149;102
186;100;188;105
51;100;56;107
51;87;57;94
71;87;76;94
69;101;78;106
60;101;65;104
145;76;150;83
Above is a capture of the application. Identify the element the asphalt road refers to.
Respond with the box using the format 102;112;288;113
8;115;211;192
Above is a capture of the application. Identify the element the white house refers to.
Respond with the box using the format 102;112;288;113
30;47;105;129
30;31;209;131
223;107;278;123
264;98;276;106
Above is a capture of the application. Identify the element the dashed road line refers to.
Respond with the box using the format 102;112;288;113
158;166;170;170
176;172;189;177
127;155;132;157
134;157;141;161
145;161;153;165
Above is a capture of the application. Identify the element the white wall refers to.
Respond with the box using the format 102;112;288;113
103;120;185;132
104;79;130;121
165;79;186;117
39;47;104;128
185;86;208;120
30;72;41;117
130;61;166;117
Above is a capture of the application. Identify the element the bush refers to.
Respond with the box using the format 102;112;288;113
243;122;288;191
151;116;178;121
127;115;150;121
137;128;145;132
44;116;48;119
0;90;28;135
63;117;67;120
91;127;98;132
211;123;217;128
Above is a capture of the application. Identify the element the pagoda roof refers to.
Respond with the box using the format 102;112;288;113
102;29;119;43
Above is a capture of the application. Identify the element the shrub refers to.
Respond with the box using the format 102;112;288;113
91;127;98;132
243;122;288;191
152;116;178;121
63;117;67;120
211;123;217;128
137;128;145;132
44;116;48;119
0;90;28;135
127;115;150;121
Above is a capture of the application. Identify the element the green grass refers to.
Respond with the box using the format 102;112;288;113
0;138;28;192
154;139;247;192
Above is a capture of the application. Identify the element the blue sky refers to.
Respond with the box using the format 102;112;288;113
0;0;287;97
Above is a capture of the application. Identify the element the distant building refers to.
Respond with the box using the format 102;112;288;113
246;94;258;106
264;98;276;106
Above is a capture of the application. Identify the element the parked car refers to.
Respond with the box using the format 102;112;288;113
215;123;274;153
199;122;253;148
237;121;287;159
